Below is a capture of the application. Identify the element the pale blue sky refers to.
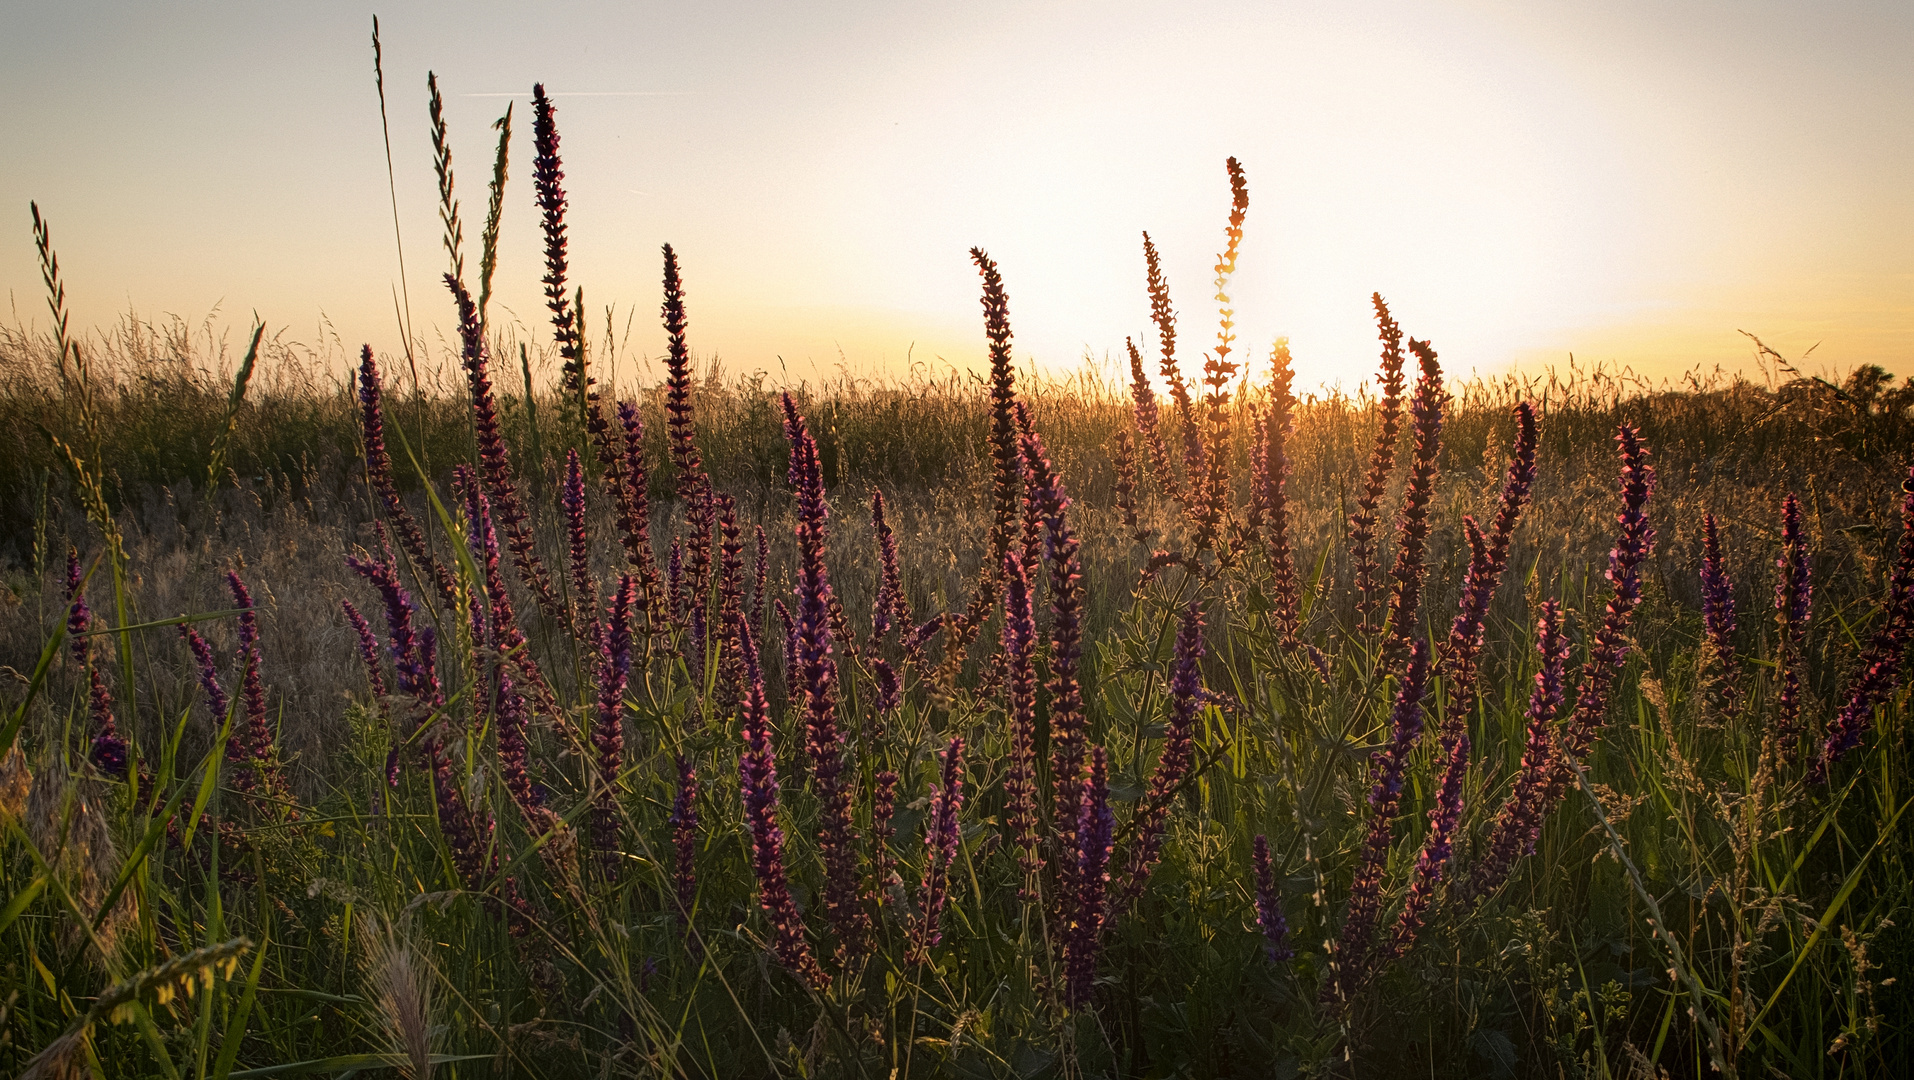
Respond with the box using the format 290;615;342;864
3;1;1909;390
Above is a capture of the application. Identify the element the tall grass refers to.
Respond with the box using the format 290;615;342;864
3;67;1914;1080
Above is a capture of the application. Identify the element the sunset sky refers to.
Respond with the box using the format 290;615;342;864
2;1;1909;393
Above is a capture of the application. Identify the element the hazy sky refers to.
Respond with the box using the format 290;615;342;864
3;1;1909;392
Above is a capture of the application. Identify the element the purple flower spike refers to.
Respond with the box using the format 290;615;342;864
495;674;543;820
1125;336;1182;500
871;490;911;640
1816;465;1914;777
592;575;636;877
612;401;662;623
1065;746;1115;1011
1381;340;1444;660
751;524;769;632
1326;639;1429;1003
64;550;128;781
1545;425;1655;807
1258;342;1302;645
781;391;871;959
1466;600;1570;903
734;610;827;988
1118;601;1205;909
671;753;700;931
228;573;280;789
1022;413;1089;917
1001;549;1043;893
1699;512;1740;717
182;625;232;719
356;346;458;609
911;736;967;962
447;273;564;627
1350;296;1409;631
1252;835;1293;964
660;244;705;496
564;449;597;632
667;537;685;628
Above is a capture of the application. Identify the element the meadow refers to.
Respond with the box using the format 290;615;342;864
2;78;1913;1080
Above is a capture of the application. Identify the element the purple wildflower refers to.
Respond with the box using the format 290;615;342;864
447;273;565;626
228;573;280;787
1125;336;1182;500
1698;512;1740;717
660;244;705;497
1118;601;1204;908
1815;466;1914;777
356;345;457;609
612;401;663;625
1113;430;1146;544
1023;415;1088;915
870;768;900;902
531;84;582;398
911;736;967;962
1252;834;1293;964
714;493;745;710
1066;746;1114;1010
782;391;871;959
1543;425;1656;808
64;552;128;781
593;575;636;877
1466;600;1571;902
1326;639;1429;1002
494;673;544;821
871;490;908;640
182;625;233;719
751;524;769;632
1350;295;1408;630
1259;342;1301;644
563;449;597;634
734;610;827;988
458;465;559;718
1381;339;1444;660
870;658;901;716
1002;549;1043;893
671;753;699;930
667;537;685;627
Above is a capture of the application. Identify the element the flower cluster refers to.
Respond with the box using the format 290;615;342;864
355;345;457;608
1001;550;1042;893
781;392;870;959
1119;601;1205;908
1349;294;1408;630
1465;600;1570;902
1816;465;1914;777
1381;340;1444;659
1252;835;1292;964
1698;512;1740;717
670;753;699;930
64;549;128;780
1257;340;1301;643
911;737;966;962
593;575;636;877
1066;746;1114;1010
734;610;825;989
1774;493;1812;750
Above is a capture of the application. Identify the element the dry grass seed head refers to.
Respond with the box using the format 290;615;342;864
357;911;437;1080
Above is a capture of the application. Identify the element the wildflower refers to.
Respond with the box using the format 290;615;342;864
1194;158;1251;551
1327;639;1429;1001
1381;340;1444;659
593;575;636;877
1258;340;1301;644
1543;424;1656;807
734;610;827;988
181;625;233;719
715;493;746;709
751;524;769;631
1466;600;1570;901
1118;601;1204;908
447;273;563;625
65;551;128;782
531;84;581;397
1350;296;1408;630
1252;834;1293;963
356;345;457;608
1816;465;1914;776
614;401;663;624
871;490;909;639
228;573;285;797
1023;415;1088;910
1125;337;1181;499
782;391;871;958
563;449;597;637
1065;746;1114;1010
670;753;699;929
1698;512;1740;717
1001;550;1042;892
660;244;705;497
911;737;966;961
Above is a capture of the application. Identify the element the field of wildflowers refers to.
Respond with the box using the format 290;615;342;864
2;63;1912;1080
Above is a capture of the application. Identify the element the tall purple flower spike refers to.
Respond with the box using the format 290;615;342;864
910;736;967;962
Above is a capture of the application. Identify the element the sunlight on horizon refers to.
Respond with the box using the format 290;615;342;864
2;1;1907;394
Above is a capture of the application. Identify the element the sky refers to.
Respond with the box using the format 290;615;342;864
2;1;1909;394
